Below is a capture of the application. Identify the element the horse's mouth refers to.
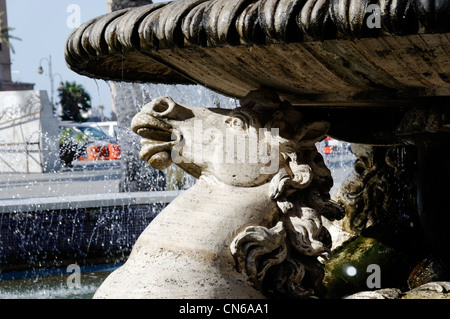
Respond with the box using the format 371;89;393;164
131;115;181;170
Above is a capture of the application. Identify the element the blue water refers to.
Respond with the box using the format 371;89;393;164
0;263;120;299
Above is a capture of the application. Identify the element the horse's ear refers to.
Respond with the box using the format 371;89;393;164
294;121;330;146
240;88;282;110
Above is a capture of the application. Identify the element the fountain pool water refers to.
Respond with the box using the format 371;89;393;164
0;263;120;299
0;158;172;298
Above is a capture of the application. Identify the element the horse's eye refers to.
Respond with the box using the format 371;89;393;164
233;118;244;127
227;116;246;130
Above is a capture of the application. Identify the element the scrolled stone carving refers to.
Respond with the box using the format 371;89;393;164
415;0;450;33
68;0;450;66
380;0;419;35
66;0;450;106
334;144;417;234
230;222;288;291
396;107;450;138
203;0;256;46
299;0;337;40
235;1;264;44
329;0;377;37
258;0;307;42
107;0;153;12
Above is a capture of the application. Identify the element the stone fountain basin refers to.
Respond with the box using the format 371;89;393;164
65;0;450;144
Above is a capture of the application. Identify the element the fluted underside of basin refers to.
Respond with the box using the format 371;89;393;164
65;0;450;105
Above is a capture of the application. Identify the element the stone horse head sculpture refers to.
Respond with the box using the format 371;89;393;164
94;91;344;299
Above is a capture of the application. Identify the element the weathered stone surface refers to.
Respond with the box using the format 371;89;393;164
334;143;418;235
323;215;428;299
408;257;450;289
94;178;270;298
66;0;450;107
345;282;450;299
107;0;153;12
344;288;403;299
403;282;450;299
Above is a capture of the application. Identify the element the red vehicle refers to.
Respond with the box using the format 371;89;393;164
59;122;121;166
81;143;121;161
317;137;334;154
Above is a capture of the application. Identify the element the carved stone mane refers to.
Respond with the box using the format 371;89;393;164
230;102;344;297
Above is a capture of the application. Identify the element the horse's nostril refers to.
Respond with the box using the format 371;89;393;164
143;96;194;121
153;100;171;113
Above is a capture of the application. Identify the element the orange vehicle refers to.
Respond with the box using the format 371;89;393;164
59;122;121;166
80;143;121;161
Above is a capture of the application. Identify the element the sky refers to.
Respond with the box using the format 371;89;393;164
6;0;112;117
5;0;162;119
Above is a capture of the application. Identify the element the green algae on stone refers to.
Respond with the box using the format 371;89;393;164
323;235;396;298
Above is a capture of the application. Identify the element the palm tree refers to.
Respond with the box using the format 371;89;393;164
58;81;92;122
0;11;20;54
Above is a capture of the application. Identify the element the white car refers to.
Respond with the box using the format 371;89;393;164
83;121;119;142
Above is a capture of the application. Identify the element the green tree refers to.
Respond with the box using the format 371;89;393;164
0;11;21;54
58;81;92;122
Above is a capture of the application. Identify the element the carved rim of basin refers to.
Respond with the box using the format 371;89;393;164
65;0;450;107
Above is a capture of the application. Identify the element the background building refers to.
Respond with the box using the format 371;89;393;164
0;0;33;91
0;0;59;173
